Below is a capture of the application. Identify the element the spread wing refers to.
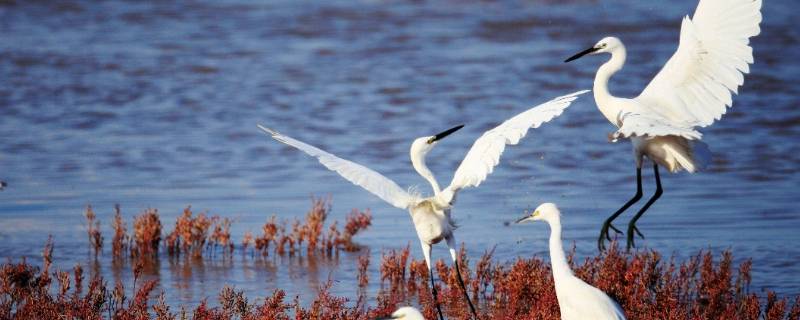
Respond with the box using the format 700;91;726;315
437;90;589;204
258;125;414;210
612;112;703;141
635;0;762;127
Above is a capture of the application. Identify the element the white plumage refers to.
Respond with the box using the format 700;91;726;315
259;90;588;320
377;306;426;320
440;90;588;205
517;203;627;320
564;0;762;250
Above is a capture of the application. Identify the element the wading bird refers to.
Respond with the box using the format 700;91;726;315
259;90;587;320
377;306;425;320
517;203;627;320
564;0;762;251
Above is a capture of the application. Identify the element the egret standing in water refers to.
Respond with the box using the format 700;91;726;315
516;203;627;320
564;0;762;250
259;90;588;320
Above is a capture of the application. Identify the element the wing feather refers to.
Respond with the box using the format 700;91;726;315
636;0;762;128
438;90;589;203
258;125;414;210
613;112;702;141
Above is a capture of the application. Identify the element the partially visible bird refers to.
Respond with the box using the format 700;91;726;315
517;203;627;320
376;306;426;320
259;90;588;320
564;0;763;251
0;181;6;191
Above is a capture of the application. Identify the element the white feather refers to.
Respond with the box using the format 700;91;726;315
438;90;589;204
635;0;763;128
258;125;414;210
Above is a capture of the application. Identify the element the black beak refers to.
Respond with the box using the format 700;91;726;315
430;124;464;142
564;46;600;63
515;215;530;224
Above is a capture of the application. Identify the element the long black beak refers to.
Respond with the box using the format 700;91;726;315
515;215;530;224
564;46;600;63
431;124;464;142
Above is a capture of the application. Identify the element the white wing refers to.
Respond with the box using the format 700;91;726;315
438;90;589;204
612;111;703;141
258;125;414;210
635;0;762;128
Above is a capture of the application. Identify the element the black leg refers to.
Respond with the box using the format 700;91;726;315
454;260;479;319
429;266;445;320
599;167;643;251
626;163;663;251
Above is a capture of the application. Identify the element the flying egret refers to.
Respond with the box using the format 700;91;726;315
563;0;762;251
259;90;588;320
516;203;627;320
376;306;426;320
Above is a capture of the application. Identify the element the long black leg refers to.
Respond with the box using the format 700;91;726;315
626;163;663;251
454;260;479;319
599;167;643;251
429;265;445;320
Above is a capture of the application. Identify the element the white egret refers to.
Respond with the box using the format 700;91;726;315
259;90;588;320
564;0;762;250
516;203;627;320
376;306;426;320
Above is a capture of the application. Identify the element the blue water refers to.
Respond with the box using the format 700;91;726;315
1;0;798;306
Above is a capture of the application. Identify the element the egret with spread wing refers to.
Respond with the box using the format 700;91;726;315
259;90;588;320
564;0;762;251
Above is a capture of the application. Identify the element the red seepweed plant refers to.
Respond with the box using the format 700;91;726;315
132;208;162;259
2;239;800;319
111;204;128;259
4;199;797;319
84;205;103;257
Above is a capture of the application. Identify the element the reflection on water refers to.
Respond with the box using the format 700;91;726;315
1;0;799;305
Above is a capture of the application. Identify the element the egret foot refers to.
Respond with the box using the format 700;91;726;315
625;223;645;251
598;220;623;251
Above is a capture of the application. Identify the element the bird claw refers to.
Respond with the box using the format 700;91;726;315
607;132;621;143
626;238;635;252
608;223;623;235
626;224;645;252
598;223;622;251
632;225;645;239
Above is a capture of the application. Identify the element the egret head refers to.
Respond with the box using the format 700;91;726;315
409;124;464;160
515;202;561;224
564;36;623;62
375;306;425;320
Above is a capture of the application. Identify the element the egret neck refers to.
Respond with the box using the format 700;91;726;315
547;215;573;281
594;44;627;128
411;149;442;195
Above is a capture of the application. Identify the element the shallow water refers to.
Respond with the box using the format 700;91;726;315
1;0;798;306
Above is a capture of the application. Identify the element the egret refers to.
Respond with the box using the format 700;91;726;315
516;203;627;320
376;306;425;320
0;181;5;191
563;0;762;251
259;90;588;320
